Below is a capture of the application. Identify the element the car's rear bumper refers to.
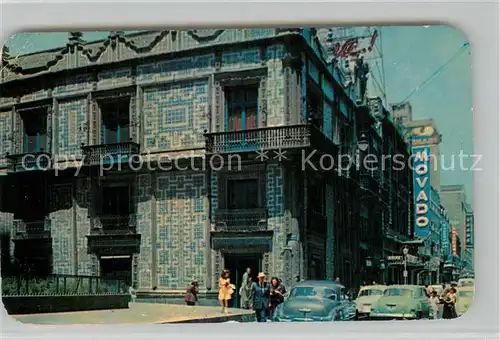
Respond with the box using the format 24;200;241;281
369;312;417;320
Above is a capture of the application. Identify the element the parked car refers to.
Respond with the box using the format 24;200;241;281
354;285;386;319
458;278;474;288
369;285;430;320
455;286;474;316
273;280;356;322
429;284;444;296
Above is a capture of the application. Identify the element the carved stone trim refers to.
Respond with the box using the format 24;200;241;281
214;67;267;86
213;81;224;132
12;109;22;154
258;77;268;127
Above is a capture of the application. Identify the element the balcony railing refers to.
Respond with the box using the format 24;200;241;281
205;124;334;155
12;218;51;239
213;208;268;232
86;233;141;256
81;141;140;166
5;151;52;173
90;214;137;235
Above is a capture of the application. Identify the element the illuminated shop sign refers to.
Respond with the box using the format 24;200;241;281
452;227;458;255
413;146;431;238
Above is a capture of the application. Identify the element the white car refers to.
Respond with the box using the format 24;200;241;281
455;286;474;316
355;285;386;319
429;284;444;296
458;278;474;288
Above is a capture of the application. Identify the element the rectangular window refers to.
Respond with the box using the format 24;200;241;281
225;87;258;132
226;179;259;209
101;186;130;216
307;82;323;130
21;108;48;153
100;98;131;144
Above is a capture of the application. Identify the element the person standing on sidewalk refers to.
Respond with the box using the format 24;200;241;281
239;267;252;309
428;291;440;319
218;270;232;313
251;272;270;323
268;277;286;320
184;280;199;306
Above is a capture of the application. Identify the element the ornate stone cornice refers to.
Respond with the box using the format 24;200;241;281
1;29;294;83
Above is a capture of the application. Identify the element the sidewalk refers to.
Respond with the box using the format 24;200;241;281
11;303;255;325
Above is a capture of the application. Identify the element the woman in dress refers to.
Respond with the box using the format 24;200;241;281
218;270;232;313
268;277;286;320
442;287;458;319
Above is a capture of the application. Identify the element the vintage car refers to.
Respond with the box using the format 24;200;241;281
429;284;444;296
455;286;474;316
369;285;430;320
354;285;386;319
273;280;356;322
457;278;475;288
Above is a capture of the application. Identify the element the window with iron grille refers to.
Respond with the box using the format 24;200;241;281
100;98;131;144
20;107;48;153
225;87;258;132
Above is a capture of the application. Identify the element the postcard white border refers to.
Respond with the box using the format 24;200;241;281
1;0;498;339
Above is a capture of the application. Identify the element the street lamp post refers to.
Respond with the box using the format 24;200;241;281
403;246;409;285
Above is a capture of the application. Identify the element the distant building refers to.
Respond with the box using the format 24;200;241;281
391;102;413;126
440;185;469;258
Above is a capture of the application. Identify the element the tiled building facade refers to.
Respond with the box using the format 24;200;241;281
0;29;412;295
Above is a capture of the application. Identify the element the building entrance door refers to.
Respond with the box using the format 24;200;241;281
224;254;261;308
100;256;132;289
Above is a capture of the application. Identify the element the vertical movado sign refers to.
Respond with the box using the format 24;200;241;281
412;146;432;238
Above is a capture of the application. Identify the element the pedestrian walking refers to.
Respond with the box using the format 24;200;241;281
335;277;340;284
239;267;252;309
218;270;233;314
268;277;286;320
424;285;431;298
442;287;458;319
428;291;440;319
251;272;270;323
128;285;136;303
184;280;199;306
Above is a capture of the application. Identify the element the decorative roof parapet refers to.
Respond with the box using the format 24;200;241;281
1;29;297;84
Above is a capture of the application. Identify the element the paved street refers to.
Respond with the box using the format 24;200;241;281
12;303;255;325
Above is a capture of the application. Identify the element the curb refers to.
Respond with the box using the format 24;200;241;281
157;313;255;324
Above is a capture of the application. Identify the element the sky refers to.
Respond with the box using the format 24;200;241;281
2;26;473;205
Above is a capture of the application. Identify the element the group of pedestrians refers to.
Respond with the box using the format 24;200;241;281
426;283;458;320
234;267;287;322
184;267;287;322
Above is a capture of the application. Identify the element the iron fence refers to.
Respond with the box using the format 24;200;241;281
1;273;128;296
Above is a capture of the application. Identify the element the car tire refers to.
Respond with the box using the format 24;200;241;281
416;312;423;320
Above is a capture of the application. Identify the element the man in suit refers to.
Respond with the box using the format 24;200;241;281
251;272;270;322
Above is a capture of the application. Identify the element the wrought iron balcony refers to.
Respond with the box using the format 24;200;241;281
86;233;141;256
204;124;336;156
12;218;51;240
89;214;137;235
81;141;140;167
5;151;52;173
213;208;268;232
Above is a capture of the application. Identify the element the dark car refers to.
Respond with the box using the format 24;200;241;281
273;280;356;322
